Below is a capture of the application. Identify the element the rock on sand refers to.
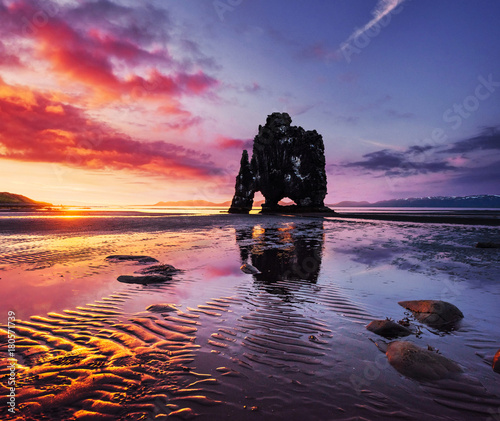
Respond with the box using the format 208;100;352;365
494;349;500;373
137;264;180;275
476;242;500;248
398;300;463;329
241;263;261;274
106;255;159;264
386;341;462;381
116;263;181;284
117;275;169;284
366;319;411;338
146;304;178;313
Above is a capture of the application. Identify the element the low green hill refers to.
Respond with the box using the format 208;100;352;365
0;192;52;207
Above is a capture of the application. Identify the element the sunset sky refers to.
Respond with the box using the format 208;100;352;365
1;0;499;205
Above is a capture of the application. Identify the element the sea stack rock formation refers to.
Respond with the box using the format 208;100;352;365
228;112;334;213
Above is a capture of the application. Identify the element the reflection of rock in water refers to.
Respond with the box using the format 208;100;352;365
236;221;324;295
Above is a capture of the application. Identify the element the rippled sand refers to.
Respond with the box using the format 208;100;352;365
1;213;500;420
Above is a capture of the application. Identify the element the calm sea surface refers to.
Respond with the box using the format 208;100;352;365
1;208;499;420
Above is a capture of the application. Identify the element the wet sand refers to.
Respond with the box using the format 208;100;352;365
1;212;500;420
330;209;500;226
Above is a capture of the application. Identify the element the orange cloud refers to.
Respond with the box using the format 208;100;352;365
0;79;222;179
45;104;64;114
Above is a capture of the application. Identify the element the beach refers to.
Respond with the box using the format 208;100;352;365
1;209;500;420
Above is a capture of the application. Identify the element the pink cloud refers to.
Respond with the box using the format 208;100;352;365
0;78;222;179
0;41;21;67
1;0;219;101
216;136;253;150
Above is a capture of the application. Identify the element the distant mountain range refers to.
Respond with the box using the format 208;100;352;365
3;192;498;209
329;195;500;208
0;192;52;207
154;200;232;207
155;195;500;208
153;199;294;207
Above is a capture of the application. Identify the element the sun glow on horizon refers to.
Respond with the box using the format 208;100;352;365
0;1;498;205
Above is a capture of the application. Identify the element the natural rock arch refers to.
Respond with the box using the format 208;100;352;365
228;112;333;214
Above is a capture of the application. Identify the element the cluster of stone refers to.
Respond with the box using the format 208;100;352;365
228;112;332;213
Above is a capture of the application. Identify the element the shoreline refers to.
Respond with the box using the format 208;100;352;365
2;207;500;226
327;211;500;226
224;209;500;226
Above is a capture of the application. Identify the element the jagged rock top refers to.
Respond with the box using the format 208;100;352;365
228;112;333;214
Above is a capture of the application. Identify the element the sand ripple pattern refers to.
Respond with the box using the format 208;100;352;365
0;290;221;420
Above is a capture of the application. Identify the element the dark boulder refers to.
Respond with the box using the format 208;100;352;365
476;242;500;248
228;150;255;213
398;300;463;330
117;275;171;284
137;264;181;276
146;303;178;313
366;319;412;338
228;112;334;214
240;263;261;274
106;255;159;264
494;349;500;373
386;341;462;381
117;264;181;284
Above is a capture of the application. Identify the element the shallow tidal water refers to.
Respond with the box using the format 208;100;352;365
0;212;499;420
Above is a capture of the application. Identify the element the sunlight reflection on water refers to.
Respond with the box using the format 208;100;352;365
1;211;499;420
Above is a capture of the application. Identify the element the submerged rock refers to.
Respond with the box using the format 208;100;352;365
366;319;412;338
386;341;462;381
398;300;463;329
146;303;178;313
240;263;261;275
228;112;334;214
494;349;500;373
117;275;171;284
117;263;181;284
106;255;159;264
476;242;500;249
137;264;180;276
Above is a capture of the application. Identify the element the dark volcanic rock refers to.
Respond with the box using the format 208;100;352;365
117;275;170;284
494;349;500;373
117;263;181;284
137;264;180;276
228;112;333;214
366;319;412;338
398;300;463;330
146;303;178;313
386;341;462;381
228;150;255;213
106;255;159;264
240;263;261;274
476;242;500;248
